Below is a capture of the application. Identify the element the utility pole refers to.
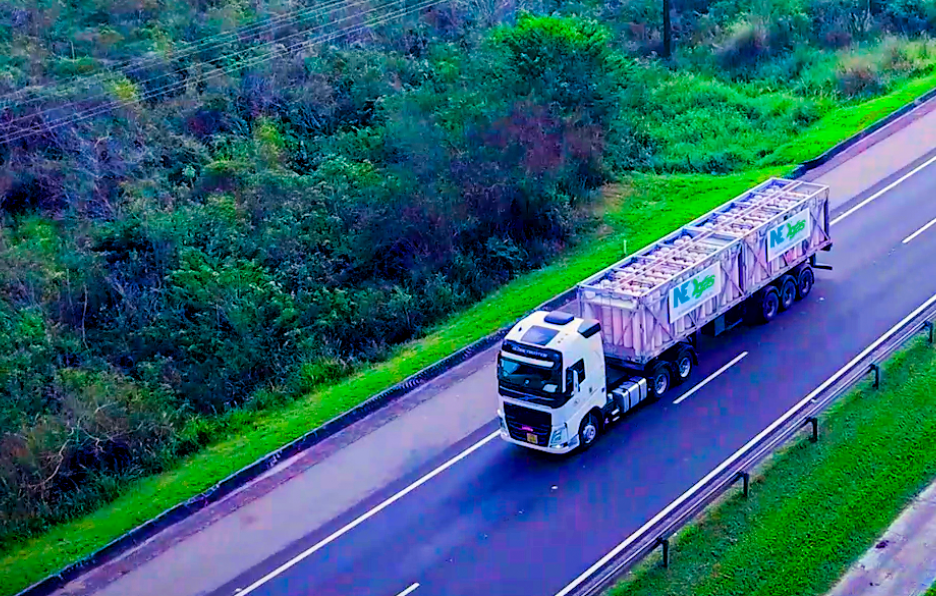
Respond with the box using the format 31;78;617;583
662;0;672;59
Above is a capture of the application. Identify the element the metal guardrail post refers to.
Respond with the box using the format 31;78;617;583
869;363;881;389
925;321;934;344
658;537;670;568
806;416;818;443
733;471;750;498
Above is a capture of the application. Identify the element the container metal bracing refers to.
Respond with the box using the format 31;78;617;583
575;177;831;365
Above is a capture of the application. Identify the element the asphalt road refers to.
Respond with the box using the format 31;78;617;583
196;148;936;596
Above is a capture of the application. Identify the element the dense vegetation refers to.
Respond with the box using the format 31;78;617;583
2;0;936;567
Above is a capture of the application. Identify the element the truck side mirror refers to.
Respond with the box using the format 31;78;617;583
573;369;580;394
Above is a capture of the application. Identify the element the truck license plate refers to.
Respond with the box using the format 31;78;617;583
526;433;538;444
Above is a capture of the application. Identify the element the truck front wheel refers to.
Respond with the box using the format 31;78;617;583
578;412;600;451
648;362;672;399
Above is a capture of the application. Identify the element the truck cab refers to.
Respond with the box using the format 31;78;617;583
496;310;647;453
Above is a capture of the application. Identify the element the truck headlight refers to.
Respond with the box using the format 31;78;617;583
550;423;568;446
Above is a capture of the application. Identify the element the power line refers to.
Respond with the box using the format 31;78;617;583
0;0;448;146
1;0;389;127
0;0;372;109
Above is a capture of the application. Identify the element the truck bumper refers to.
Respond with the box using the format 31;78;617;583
498;428;580;454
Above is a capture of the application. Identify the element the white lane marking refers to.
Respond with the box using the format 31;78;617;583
830;152;936;226
554;290;936;596
903;216;936;244
396;583;420;596
233;432;499;595
673;352;748;405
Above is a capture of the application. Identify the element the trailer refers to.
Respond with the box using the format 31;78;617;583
576;177;832;367
495;177;832;454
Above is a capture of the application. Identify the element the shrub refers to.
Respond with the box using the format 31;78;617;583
836;54;885;96
0;367;177;543
715;19;771;69
879;0;936;35
623;70;822;173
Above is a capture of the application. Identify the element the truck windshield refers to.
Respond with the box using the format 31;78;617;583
497;356;561;394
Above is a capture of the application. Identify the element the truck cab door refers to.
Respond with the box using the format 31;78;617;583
567;359;587;405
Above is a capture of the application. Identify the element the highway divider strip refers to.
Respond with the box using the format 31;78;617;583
16;78;936;596
558;296;936;596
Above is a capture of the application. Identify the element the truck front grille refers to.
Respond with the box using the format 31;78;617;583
503;402;551;445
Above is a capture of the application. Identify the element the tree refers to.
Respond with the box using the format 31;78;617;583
663;0;672;58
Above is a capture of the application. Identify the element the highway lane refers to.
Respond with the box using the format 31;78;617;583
208;167;936;596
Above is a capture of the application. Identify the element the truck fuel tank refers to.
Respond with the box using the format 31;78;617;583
611;376;649;414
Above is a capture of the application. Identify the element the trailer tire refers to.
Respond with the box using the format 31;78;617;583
754;287;780;325
578;412;600;451
778;276;797;312
797;266;815;300
673;346;695;385
648;362;672;399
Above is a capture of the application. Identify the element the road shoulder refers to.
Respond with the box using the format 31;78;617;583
824;479;936;596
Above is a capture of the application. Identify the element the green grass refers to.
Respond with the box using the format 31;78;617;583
762;70;936;167
635;71;830;173
2;68;936;596
608;336;936;596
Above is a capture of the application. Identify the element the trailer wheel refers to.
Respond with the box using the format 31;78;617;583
578;412;600;451
751;287;780;325
778;276;797;312
648;362;672;399
673;346;695;384
797;266;815;300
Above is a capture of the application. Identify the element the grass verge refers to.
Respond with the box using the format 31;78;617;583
762;71;936;167
2;72;936;596
608;336;936;596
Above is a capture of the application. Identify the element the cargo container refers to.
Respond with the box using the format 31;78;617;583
495;178;832;453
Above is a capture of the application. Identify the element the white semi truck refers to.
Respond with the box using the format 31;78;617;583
496;177;832;453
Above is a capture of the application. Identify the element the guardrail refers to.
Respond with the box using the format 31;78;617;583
564;293;936;596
